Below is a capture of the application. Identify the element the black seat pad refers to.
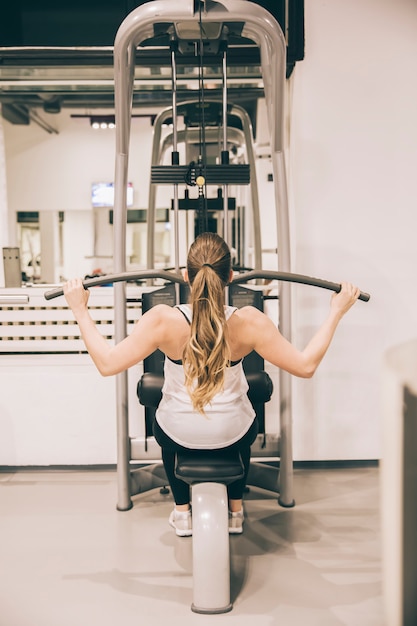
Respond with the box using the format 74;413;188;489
175;449;244;485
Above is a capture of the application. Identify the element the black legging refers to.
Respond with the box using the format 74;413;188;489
153;418;258;506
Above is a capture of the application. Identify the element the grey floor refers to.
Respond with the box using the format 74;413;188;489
0;466;384;626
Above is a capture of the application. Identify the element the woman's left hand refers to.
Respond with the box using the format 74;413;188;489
330;281;360;317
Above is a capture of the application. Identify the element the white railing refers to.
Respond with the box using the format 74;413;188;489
0;286;141;353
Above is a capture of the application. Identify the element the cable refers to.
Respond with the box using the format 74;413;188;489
196;0;208;234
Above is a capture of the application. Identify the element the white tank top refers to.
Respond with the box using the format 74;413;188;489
155;304;255;449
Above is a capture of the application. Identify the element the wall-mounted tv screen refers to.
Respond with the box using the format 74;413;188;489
92;182;134;207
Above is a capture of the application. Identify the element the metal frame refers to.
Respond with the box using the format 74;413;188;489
113;0;291;511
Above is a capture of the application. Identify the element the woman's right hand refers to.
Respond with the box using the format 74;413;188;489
63;278;90;312
330;282;360;317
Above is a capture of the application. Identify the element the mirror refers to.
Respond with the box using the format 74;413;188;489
5;110;174;284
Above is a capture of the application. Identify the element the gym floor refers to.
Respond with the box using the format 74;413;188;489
0;465;383;626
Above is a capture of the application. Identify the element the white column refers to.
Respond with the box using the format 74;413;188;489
39;211;60;283
0;106;12;287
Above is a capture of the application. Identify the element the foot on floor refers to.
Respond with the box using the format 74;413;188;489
229;509;244;534
169;508;192;537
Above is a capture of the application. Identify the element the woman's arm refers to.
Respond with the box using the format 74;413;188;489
63;278;164;376
248;282;361;377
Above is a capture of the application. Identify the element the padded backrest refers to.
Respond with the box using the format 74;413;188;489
142;283;177;376
229;283;267;432
137;369;273;409
139;282;273;437
141;283;178;436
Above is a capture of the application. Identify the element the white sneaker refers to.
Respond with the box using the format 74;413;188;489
169;508;192;537
229;509;244;534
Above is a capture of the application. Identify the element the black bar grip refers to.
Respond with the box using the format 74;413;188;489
231;270;370;302
44;270;186;301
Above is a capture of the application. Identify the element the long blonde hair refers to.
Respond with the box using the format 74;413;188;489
182;232;232;414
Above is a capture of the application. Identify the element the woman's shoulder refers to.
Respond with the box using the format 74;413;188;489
227;306;267;357
229;306;267;335
144;303;186;321
232;305;265;321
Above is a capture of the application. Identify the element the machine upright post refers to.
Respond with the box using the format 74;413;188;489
171;45;181;303
114;143;132;511
273;151;294;507
221;50;229;247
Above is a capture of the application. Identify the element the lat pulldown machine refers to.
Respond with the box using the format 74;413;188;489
45;0;369;613
112;0;294;513
45;0;370;514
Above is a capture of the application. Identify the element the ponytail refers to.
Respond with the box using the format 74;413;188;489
182;233;231;414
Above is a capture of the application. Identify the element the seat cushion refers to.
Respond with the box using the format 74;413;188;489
175;449;244;485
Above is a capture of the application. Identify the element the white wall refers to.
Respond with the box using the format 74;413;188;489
289;0;417;459
1;0;416;463
4;111;155;212
0;355;117;466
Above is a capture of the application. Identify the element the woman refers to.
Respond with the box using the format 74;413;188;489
63;232;360;536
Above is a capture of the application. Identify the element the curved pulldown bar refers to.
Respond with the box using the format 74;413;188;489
44;271;185;300
231;271;370;302
44;270;370;302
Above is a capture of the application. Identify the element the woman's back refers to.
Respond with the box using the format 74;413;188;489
154;302;256;364
155;303;256;449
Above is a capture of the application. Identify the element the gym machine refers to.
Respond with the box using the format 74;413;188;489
45;0;370;614
112;0;293;516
